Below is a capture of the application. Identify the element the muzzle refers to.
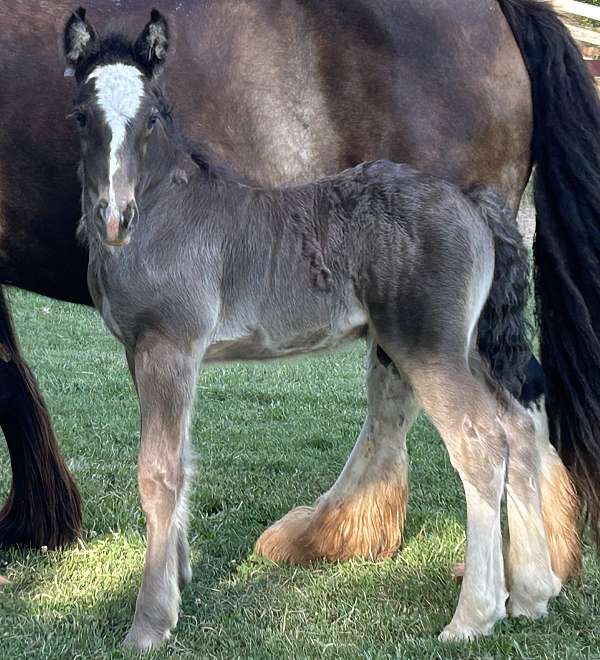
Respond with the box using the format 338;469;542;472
95;199;137;247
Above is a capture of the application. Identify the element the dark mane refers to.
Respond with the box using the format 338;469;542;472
140;91;246;186
188;146;247;185
149;87;248;186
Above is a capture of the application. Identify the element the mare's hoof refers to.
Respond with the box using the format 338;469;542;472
507;597;548;620
255;483;406;564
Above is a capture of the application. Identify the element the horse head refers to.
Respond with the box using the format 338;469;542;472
64;8;171;247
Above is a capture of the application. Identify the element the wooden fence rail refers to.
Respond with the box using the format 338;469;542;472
554;0;600;46
553;0;600;75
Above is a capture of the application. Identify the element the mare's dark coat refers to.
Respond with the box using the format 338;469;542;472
0;0;531;303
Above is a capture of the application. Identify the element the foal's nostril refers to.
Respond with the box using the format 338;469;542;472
122;202;136;229
96;199;108;222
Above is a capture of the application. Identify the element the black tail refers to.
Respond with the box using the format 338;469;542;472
0;287;82;549
498;0;600;545
470;187;532;399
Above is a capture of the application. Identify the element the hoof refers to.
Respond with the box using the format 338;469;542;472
438;615;496;642
255;505;318;564
439;622;492;643
255;478;407;564
508;566;561;620
507;597;548;620
123;626;170;652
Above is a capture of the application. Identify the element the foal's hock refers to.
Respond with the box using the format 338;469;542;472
65;8;562;651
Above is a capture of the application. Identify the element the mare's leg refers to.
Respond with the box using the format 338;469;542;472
123;337;199;651
175;442;194;590
400;357;508;641
502;399;563;616
518;358;580;580
255;339;418;563
0;287;81;549
528;399;581;581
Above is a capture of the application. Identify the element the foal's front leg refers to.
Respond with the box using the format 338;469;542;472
123;338;199;651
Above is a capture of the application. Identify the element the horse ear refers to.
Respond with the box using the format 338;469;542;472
64;7;98;68
134;9;170;77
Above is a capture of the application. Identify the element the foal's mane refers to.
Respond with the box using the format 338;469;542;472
149;81;246;187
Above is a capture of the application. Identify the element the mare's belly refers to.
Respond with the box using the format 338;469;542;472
203;310;368;363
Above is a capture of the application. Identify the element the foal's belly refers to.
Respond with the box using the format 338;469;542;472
203;310;369;363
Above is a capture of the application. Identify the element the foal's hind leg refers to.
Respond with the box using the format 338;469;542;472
501;401;562;618
123;337;199;651
255;339;418;563
399;357;509;641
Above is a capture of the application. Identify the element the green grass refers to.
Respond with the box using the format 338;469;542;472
1;289;599;659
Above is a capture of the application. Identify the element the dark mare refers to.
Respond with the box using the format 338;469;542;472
0;0;596;585
65;10;562;647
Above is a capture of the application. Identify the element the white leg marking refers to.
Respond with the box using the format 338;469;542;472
506;404;562;619
440;471;508;642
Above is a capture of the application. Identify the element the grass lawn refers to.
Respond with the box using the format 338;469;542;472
1;289;599;659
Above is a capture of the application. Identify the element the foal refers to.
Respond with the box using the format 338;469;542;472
64;9;561;650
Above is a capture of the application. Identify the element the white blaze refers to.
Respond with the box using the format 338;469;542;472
87;64;145;206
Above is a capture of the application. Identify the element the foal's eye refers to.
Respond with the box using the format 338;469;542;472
148;112;160;130
75;112;87;128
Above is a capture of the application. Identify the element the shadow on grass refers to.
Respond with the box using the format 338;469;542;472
0;508;462;656
3;504;598;660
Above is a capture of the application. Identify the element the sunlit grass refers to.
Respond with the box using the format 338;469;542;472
0;289;598;659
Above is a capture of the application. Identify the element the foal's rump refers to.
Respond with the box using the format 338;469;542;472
346;163;530;392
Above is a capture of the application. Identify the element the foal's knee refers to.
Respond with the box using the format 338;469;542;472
138;454;181;519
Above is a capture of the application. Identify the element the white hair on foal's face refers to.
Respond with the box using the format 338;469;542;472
87;64;145;205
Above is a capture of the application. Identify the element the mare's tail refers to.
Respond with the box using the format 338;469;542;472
498;0;600;546
0;287;82;549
